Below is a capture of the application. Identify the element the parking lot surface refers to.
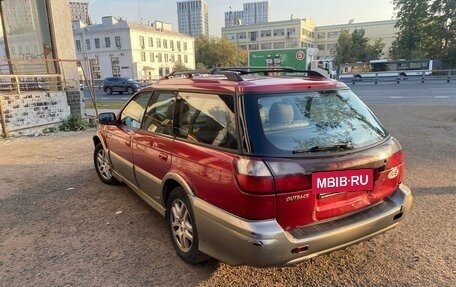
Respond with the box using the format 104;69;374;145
1;103;455;286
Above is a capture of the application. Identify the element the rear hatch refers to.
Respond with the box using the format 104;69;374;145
243;88;405;230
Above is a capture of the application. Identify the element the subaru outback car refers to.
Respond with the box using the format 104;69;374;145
103;77;146;95
93;67;412;267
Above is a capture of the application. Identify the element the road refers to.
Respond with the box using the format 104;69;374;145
350;81;456;106
1;82;455;286
84;77;456;106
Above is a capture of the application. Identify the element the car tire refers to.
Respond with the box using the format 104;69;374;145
105;87;113;95
127;87;134;95
166;187;209;264
399;72;407;80
94;143;120;185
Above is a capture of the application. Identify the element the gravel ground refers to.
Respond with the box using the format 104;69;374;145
0;104;455;287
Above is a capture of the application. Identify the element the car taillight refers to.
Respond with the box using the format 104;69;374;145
234;157;274;194
386;150;404;169
268;162;312;193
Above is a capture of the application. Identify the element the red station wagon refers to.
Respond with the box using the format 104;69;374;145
93;68;412;267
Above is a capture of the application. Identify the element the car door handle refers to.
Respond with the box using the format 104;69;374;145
158;153;168;162
124;140;131;147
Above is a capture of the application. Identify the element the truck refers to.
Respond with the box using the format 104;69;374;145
248;48;336;78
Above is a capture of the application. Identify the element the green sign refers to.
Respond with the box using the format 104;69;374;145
248;49;308;70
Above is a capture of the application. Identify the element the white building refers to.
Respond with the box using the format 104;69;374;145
72;16;195;82
225;1;270;28
177;0;209;38
314;20;398;58
222;18;398;59
222;18;316;52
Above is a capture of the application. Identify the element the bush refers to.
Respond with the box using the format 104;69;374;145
60;115;89;131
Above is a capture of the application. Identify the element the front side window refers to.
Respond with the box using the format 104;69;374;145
244;90;388;155
141;92;175;135
120;92;152;129
176;92;237;149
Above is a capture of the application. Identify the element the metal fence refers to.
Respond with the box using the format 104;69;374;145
343;70;456;85
0;58;83;93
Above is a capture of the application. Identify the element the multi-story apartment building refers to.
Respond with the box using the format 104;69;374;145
68;1;91;25
177;0;209;38
72;16;195;81
315;20;398;58
222;18;316;52
222;18;398;59
225;1;270;28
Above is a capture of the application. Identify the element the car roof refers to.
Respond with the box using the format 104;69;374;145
145;67;346;94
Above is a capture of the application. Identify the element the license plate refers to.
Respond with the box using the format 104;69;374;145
312;169;373;194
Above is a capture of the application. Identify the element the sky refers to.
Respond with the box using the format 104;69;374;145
88;0;397;35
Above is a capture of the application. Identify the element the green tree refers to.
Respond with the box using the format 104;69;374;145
195;36;247;68
334;30;353;65
390;0;430;59
391;0;456;67
334;29;385;66
429;0;456;66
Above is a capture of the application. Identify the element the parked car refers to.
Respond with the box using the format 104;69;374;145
93;67;412;267
102;77;146;95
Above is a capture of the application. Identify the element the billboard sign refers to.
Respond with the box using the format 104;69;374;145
248;49;308;70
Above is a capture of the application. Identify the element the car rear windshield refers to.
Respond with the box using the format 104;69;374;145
244;89;389;155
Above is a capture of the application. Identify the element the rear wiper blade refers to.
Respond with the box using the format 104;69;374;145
293;142;354;154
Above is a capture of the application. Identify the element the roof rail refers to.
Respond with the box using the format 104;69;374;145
163;69;244;81
162;67;327;82
214;67;327;78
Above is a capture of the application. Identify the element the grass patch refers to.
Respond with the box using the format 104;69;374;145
85;100;125;109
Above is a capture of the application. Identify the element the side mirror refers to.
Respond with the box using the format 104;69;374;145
98;112;117;125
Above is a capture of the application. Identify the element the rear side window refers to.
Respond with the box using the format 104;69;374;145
245;89;388;155
176;92;237;150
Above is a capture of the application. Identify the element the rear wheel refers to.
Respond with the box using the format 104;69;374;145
166;187;208;264
94;143;119;185
105;87;112;95
127;87;134;95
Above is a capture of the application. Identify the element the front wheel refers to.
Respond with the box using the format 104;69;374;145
127;87;134;95
105;87;112;95
94;143;119;185
166;187;208;264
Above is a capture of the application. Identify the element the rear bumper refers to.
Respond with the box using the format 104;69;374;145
192;184;412;267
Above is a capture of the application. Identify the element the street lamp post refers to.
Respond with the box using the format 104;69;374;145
237;34;240;66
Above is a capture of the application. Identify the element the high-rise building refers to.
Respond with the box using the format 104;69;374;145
69;1;91;25
177;0;209;38
225;1;270;28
